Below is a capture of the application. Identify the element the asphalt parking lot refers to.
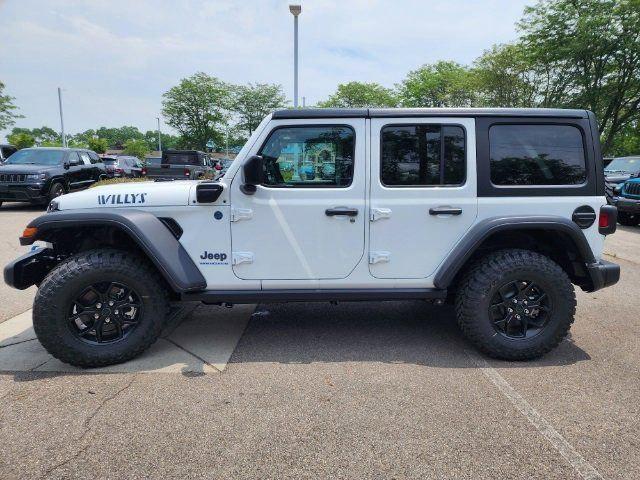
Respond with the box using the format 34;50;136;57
0;201;638;479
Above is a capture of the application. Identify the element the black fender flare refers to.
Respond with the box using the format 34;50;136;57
21;209;206;293
433;216;597;289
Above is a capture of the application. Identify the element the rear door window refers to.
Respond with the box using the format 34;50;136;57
489;125;586;186
380;125;465;186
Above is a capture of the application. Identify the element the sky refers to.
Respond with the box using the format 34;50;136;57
0;0;532;141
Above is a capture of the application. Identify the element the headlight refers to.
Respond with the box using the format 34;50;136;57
26;173;47;181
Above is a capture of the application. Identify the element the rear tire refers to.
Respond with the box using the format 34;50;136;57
455;249;576;360
618;211;640;226
33;249;169;368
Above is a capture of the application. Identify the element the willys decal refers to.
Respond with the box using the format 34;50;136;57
98;193;148;205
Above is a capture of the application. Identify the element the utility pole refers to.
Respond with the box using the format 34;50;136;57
289;5;301;108
58;87;67;148
156;117;162;153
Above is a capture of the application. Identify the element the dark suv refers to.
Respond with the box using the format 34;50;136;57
0;147;105;208
604;156;640;203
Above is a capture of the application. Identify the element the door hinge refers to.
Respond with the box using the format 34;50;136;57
231;207;253;222
370;207;392;222
369;251;391;264
232;252;254;266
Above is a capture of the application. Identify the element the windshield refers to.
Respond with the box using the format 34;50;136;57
163;153;199;165
605;157;640;173
103;159;117;165
4;149;65;166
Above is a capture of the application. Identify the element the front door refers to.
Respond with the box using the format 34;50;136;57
369;117;478;279
230;119;366;280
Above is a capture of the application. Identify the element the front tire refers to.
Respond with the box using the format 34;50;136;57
618;211;640;226
455;249;576;360
47;182;65;203
33;249;169;368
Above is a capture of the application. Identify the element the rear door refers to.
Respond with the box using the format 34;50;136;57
230;119;366;280
66;151;86;189
368;117;478;279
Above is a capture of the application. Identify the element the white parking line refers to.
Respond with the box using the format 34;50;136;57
466;351;603;480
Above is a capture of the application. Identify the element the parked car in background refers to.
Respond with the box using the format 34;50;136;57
103;156;145;178
218;157;234;177
0;144;17;163
612;176;640;226
145;150;214;180
604;156;640;204
0;147;105;207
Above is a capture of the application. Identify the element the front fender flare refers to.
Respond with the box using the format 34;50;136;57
21;209;206;293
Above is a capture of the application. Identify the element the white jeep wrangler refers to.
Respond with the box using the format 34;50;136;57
4;108;620;367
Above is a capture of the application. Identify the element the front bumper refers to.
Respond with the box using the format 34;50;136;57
4;247;56;290
614;196;640;214
585;259;620;292
0;182;48;203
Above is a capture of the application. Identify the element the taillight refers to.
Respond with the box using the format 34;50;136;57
141;168;147;176
115;168;124;174
184;169;190;177
215;164;222;170
598;205;617;235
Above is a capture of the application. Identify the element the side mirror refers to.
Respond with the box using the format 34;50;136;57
63;162;70;170
241;155;264;195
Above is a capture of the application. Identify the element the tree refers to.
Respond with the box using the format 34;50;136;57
162;72;231;150
94;126;144;149
143;130;180;151
87;137;108;154
7;132;35;149
518;0;640;153
231;83;287;136
397;61;477;108
472;44;539;108
318;81;398;108
123;139;149;160
0;81;23;131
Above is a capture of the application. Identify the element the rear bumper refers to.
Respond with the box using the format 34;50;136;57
4;247;56;290
585;259;620;292
0;183;48;203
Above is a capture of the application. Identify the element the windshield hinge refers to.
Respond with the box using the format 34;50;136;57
232;252;254;266
369;251;391;264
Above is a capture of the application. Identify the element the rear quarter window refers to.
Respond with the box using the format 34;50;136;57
490;124;586;186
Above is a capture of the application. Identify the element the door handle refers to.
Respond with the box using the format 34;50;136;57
325;207;359;217
429;206;463;216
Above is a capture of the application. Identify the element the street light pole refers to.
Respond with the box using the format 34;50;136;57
58;87;67;148
289;5;301;108
156;117;162;153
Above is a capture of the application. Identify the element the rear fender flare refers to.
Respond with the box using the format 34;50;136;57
433;216;596;289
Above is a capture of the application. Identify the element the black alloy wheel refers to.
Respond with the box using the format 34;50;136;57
489;280;551;339
68;281;143;345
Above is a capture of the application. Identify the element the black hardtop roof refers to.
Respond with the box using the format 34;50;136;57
272;107;590;120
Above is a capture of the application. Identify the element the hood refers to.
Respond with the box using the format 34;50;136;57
56;180;194;210
0;164;60;174
604;173;631;184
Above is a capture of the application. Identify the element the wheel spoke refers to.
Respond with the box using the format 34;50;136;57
93;318;104;342
490;278;551;339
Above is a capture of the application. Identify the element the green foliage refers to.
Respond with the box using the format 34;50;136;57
397;61;476;108
0;81;23;131
471;44;538;108
87;137;109;154
9;126;59;145
7;132;35;149
518;0;640;152
608;121;640;157
318;82;398;108
232;83;287;136
122;138;149;160
162;72;231;150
